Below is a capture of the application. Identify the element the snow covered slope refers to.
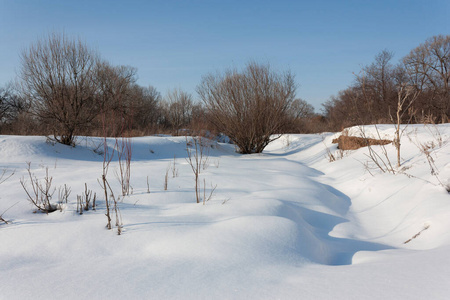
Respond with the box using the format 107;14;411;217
0;124;449;299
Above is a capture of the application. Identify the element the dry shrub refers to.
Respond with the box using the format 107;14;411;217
332;135;392;150
197;62;296;154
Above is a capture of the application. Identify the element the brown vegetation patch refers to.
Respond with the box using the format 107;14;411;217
332;135;392;150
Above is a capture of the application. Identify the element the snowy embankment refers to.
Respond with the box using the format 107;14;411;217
0;124;449;299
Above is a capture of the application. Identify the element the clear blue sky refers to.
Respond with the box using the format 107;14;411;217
1;0;448;111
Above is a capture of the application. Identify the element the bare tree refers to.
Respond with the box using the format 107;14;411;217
0;85;12;123
392;83;420;167
0;83;31;133
19;32;100;145
403;35;450;122
164;88;193;135
289;98;315;119
197;62;296;154
186;136;210;203
132;85;161;133
286;98;316;133
95;61;137;136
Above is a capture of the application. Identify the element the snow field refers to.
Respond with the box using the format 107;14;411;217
1;124;450;299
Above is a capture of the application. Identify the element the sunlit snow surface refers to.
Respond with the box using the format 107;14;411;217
1;124;450;299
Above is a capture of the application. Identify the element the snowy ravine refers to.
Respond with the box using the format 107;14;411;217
1;124;450;299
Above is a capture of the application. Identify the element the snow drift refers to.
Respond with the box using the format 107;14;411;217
1;124;450;299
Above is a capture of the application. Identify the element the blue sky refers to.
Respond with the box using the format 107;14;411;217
0;0;448;110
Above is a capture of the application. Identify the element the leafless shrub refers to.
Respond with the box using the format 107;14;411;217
19;32;99;145
172;155;179;178
57;184;71;212
0;169;14;185
322;134;348;162
407;130;448;191
322;136;336;162
186;136;211;203
99;170;122;234
163;88;193;136
115;136;132;197
359;126;396;174
76;195;84;215
0;170;17;224
111;194;123;235
197;62;296;154
424;123;445;148
20;162;57;213
0;202;19;225
76;183;96;214
390;83;420;167
202;178;217;205
100;124;114;229
87;138;105;156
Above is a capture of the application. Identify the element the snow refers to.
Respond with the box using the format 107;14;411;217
1;124;450;299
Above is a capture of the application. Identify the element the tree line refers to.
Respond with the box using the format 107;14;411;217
323;35;450;130
0;32;448;153
0;33;210;144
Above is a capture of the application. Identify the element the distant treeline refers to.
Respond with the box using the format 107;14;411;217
323;35;450;129
0;33;448;144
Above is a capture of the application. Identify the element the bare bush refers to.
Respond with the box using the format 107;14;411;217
163;88;193;135
0;169;16;224
76;183;96;214
186;136;211;203
76;195;84;215
358;126;396;174
100;174;122;234
0;202;19;225
425;123;445;148
132;85;162;133
322;135;336;162
100;126;114;229
202;178;217;205
172;155;178;178
391;83;420;167
113;194;123;235
95;61;137;137
115;136;132;196
20;32;99;145
0;83;26;132
197;62;296;154
20;162;57;213
286;98;316;133
407;129;449;191
57;184;71;211
0;168;14;185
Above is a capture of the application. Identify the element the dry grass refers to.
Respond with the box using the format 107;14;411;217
332;135;392;150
